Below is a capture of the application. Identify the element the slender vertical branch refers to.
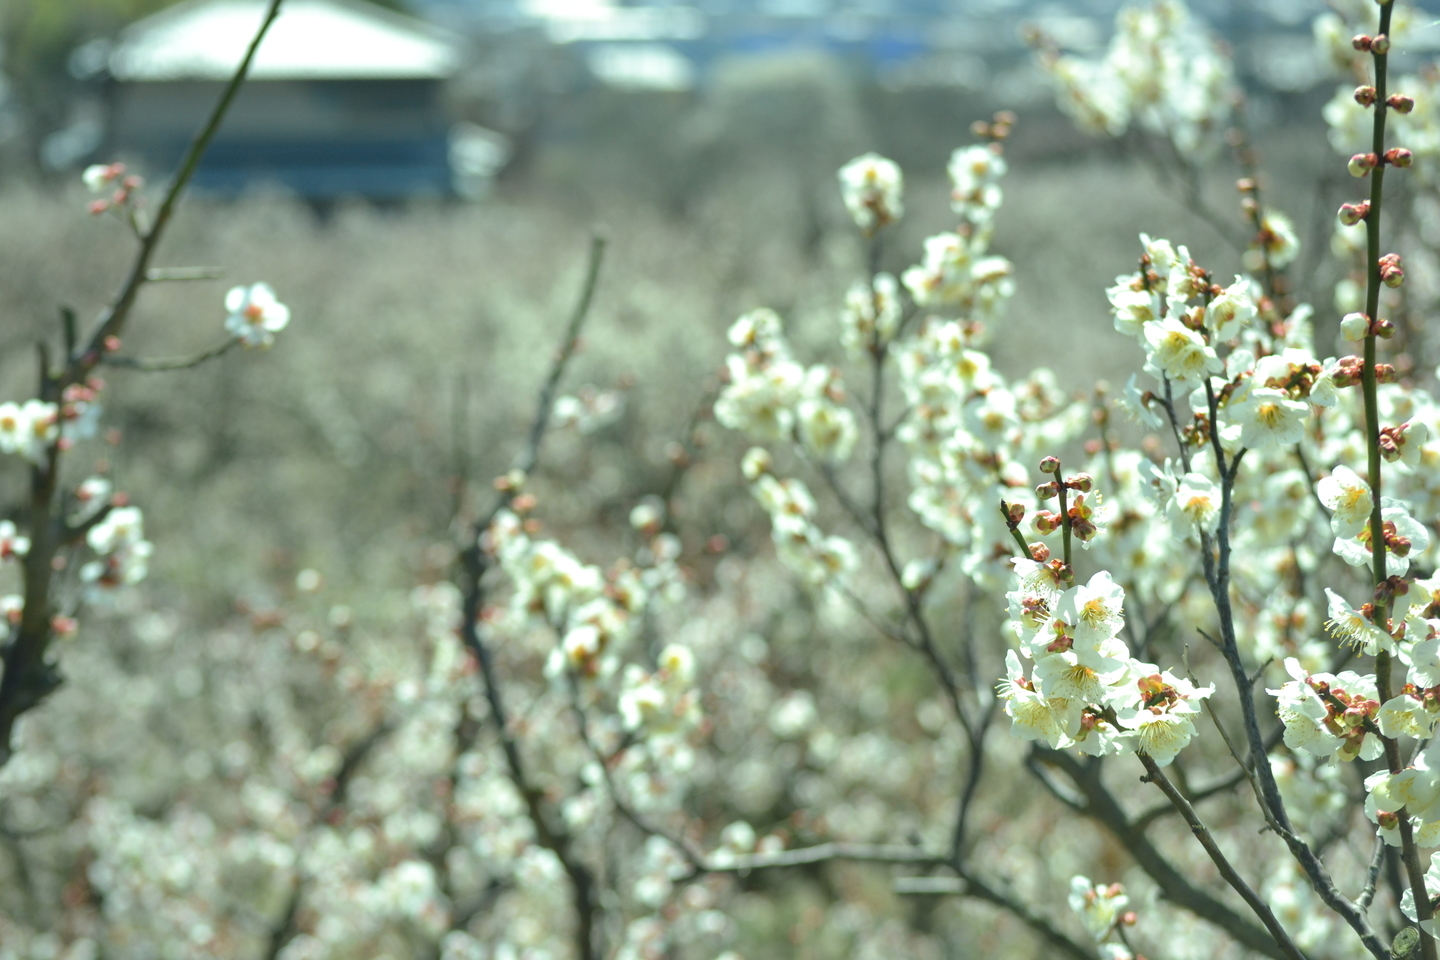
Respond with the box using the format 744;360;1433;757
1355;4;1435;952
455;234;607;960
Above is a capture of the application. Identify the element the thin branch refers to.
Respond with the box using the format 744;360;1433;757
70;0;283;378
1359;836;1386;913
512;233;607;484
1138;754;1309;960
0;0;285;769
103;336;241;372
1030;747;1303;960
146;266;224;283
701;842;942;873
455;233;609;960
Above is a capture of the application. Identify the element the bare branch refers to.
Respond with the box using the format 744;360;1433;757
103;336;241;372
455;233;609;960
1138;754;1309;960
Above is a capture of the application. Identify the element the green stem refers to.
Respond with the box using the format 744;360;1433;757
1357;4;1434;954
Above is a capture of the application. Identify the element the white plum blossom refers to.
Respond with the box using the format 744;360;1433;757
947;144;1006;222
1041;0;1234;160
1108;281;1163;340
998;649;1076;749
1114;669;1214;766
0;400;59;464
225;283;291;347
1268;658;1382;762
0;521;29;561
841;272;902;357
1316;465;1373;539
1225;387;1309;450
1142;316;1221;384
1204;276;1257;341
1331;501;1430;576
1166;472;1220;537
838;153;903;235
1325;588;1394;655
1068;876;1129;942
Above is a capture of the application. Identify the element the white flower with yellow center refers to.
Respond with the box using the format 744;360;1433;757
1045;571;1127;653
1226;386;1309;450
1033;651;1127;706
998;649;1076;748
1316;464;1372;539
1166;472;1220;536
1108;280;1161;340
1325;588;1393;655
1142;316;1221;384
1122;710;1199;767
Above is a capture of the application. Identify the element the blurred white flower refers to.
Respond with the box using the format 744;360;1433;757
225;283;291;348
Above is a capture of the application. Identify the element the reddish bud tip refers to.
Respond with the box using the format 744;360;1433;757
1385;147;1414;168
1354;85;1378;106
1352;34;1373;51
1388;93;1416;114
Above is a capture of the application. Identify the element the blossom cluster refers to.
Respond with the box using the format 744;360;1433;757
1035;0;1235;160
1000;564;1212;765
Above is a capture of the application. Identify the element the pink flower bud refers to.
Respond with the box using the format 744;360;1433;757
1372;34;1390;56
1376;363;1397;383
1035;481;1059;501
1352;34;1373;51
1355;85;1378;106
1374;318;1395;338
1028;542;1050;562
1388;93;1415;114
1380;255;1406;287
1067;473;1094;493
1385;147;1414;168
1333;356;1365;388
1038;455;1060;474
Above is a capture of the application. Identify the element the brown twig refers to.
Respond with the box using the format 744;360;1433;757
455;233;607;960
1138;754;1308;960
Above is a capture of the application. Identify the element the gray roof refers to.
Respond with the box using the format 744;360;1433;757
110;0;465;81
